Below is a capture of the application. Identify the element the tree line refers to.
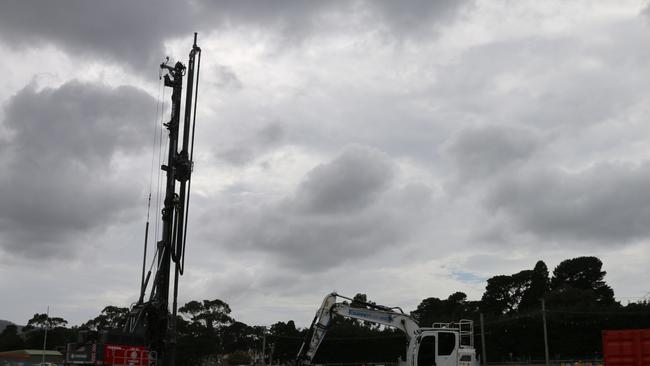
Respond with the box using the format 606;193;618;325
1;256;648;365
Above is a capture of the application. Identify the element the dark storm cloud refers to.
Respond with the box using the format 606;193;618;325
0;0;470;73
199;146;434;270
445;125;541;181
487;162;650;243
0;81;155;257
0;0;191;73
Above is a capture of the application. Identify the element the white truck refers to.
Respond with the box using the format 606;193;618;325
296;293;478;366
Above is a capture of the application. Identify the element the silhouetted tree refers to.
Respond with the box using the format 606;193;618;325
23;313;70;350
176;299;234;366
83;306;130;331
23;313;68;330
268;320;303;364
447;291;470;319
179;299;233;331
176;314;216;366
550;256;616;306
411;297;445;325
222;321;256;354
0;324;25;351
481;271;533;315
412;292;475;325
519;260;550;310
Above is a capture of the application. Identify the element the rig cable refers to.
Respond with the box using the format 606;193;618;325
149;84;167;289
148;77;163;219
141;76;164;297
154;87;167;251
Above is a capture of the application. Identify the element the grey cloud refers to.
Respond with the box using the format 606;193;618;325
0;80;155;257
293;146;395;214
194;0;471;38
642;3;650;18
198;146;434;270
368;0;472;36
258;123;284;145
0;0;471;73
462;254;536;277
432;27;650;131
218;147;256;166
487;162;650;243
216;122;286;166
212;65;243;91
445;125;541;181
4;81;150;165
191;1;334;38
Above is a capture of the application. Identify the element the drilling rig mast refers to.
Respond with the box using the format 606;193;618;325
64;34;201;366
128;33;202;366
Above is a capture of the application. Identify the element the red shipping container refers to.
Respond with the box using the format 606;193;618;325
602;329;650;366
103;344;150;366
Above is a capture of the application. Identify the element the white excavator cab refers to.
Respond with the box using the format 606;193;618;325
413;331;459;366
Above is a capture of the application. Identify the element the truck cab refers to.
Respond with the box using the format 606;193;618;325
413;330;458;366
411;321;477;366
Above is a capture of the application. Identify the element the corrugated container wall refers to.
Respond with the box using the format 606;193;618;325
603;329;650;366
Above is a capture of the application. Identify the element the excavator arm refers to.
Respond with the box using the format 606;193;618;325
296;293;421;366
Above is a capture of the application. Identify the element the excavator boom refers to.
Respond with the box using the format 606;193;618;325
296;293;420;365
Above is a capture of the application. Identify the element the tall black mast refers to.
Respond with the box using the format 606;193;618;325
156;32;201;366
126;33;201;366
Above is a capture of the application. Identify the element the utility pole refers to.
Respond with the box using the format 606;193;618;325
541;299;550;366
269;343;275;366
480;313;487;365
262;332;267;366
42;306;49;365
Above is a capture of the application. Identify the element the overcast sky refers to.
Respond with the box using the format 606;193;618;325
1;0;649;328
